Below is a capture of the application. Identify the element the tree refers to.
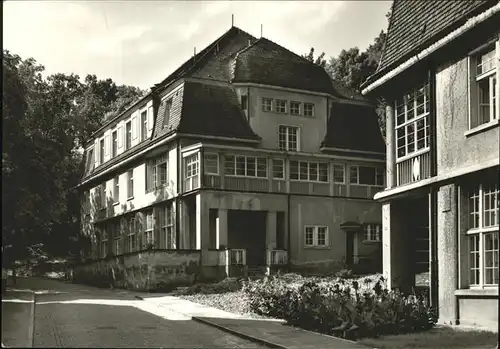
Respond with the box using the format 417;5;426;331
2;50;146;278
303;47;327;68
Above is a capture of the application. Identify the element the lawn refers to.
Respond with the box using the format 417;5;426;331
176;275;498;349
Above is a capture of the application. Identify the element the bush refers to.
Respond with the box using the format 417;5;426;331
335;268;353;279
242;275;436;340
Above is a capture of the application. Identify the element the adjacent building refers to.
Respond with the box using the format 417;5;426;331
362;0;499;330
78;26;385;279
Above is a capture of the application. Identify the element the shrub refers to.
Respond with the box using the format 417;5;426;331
242;275;436;340
335;268;353;279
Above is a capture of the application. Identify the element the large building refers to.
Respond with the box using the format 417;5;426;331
362;0;499;330
78;26;385;280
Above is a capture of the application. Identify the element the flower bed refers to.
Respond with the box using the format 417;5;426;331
241;274;437;340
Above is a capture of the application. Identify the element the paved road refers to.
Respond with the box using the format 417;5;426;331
4;278;269;348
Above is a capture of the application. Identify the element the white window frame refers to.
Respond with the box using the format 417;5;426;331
100;229;108;258
262;97;273;112
127;217;136;252
276;99;287;113
363;223;382;242
290;160;328;183
160;204;176;249
125;121;132;150
468;43;498;130
113;176;119;204
146;154;168;192
143;211;154;249
112;131;118;157
349;166;384;186
127;170;134;199
304;225;329;248
395;82;430;159
204;153;219;175
290;101;301;115
465;181;499;288
185;153;199;179
99;138;105;164
278;125;300;152
224;155;267;178
272;159;285;179
304;103;315;117
140;110;148;141
333;164;345;184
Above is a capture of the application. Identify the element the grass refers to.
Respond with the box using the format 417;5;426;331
359;326;498;349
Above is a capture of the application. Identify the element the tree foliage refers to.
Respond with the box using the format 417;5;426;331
303;47;327;68
2;50;146;265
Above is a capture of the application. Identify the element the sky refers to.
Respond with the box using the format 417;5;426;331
4;1;392;90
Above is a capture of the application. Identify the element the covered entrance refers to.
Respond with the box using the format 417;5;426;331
227;210;267;266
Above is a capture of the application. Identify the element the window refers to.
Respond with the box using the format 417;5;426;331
470;46;498;129
304;103;315;117
159;204;175;249
143;211;154;248
114;237;121;256
113;176;119;203
224;155;267;178
99;138;105;163
112;131;118;157
349;166;384;186
395;82;430;158
141;110;148;141
127;217;136;252
85;148;95;173
127;170;134;198
272;159;285;179
278;125;299;151
364;223;381;242
276;99;287;113
290;160;328;182
100;229;108;258
304;226;329;247
290;101;301;115
204;153;219;175
125;121;132;150
262;97;273;112
185;153;199;179
240;95;248;111
146;154;168;192
466;180;498;287
99;183;106;209
333;164;345;184
163;99;173;128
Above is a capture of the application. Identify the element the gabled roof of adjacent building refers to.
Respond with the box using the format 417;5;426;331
364;0;497;88
321;101;385;154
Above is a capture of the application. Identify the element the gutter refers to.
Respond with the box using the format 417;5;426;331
362;3;500;95
177;133;260;144
319;147;385;156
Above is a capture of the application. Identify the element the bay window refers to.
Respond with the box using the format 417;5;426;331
395;82;430;158
204;153;219;175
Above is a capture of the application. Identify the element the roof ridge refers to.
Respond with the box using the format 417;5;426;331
257;37;318;66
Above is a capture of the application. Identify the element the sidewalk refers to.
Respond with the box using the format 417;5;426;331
137;294;371;349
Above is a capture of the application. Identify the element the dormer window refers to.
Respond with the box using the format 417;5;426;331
304;103;315;117
276;99;287;113
290;101;301;115
240;95;248;111
163;98;173;128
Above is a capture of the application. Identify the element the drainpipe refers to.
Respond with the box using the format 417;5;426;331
247;86;251;122
176;138;181;249
287;192;291;271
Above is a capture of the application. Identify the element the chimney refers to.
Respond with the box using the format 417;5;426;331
260;24;263;38
248;39;251;47
231;14;234;27
193;47;196;62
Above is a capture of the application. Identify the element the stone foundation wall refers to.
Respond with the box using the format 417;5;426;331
73;250;201;291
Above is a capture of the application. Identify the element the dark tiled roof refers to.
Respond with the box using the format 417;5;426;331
177;81;259;140
155;26;257;89
367;0;495;85
232;38;336;95
321;101;385;153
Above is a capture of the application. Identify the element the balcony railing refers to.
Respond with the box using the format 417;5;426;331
396;150;431;186
266;249;288;265
226;249;246;265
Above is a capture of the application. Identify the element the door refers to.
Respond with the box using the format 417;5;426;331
345;233;354;266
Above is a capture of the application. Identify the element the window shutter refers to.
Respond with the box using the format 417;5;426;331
147;106;153;135
94;139;100;166
132;115;137;140
117;125;123;149
145;163;150;191
324;228;329;247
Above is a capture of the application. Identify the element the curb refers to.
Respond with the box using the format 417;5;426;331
134;295;287;349
191;316;287;349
